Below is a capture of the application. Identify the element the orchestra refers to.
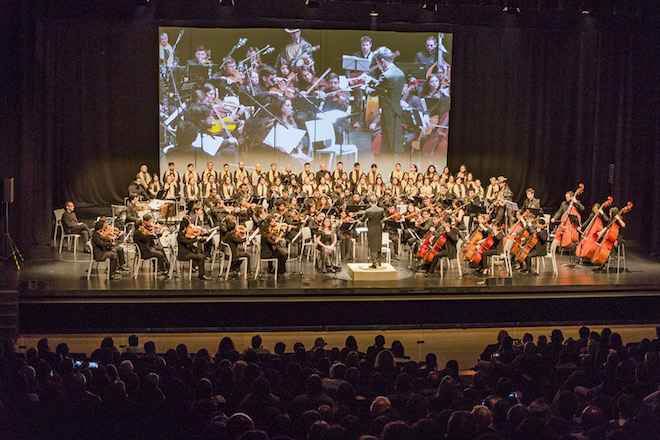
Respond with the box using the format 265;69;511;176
61;28;635;281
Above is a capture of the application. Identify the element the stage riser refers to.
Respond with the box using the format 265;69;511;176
19;295;660;333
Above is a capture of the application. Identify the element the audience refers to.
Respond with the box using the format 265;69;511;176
1;327;660;440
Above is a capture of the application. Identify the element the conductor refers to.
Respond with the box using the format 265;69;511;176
364;196;385;268
373;47;405;154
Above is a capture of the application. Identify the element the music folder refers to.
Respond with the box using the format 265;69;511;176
263;124;306;155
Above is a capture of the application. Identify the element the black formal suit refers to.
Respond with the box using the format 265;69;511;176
61;210;90;249
364;205;385;266
128;182;150;200
222;229;250;272
521;197;541;212
91;231;124;274
177;230;206;278
260;231;287;274
133;228;169;273
375;63;406;154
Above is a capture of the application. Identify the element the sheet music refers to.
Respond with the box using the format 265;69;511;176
264;124;306;154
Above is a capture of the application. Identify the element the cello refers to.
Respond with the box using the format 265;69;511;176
590;202;634;266
470;224;498;266
424;227;448;263
417;230;435;259
554;183;585;249
575;196;614;259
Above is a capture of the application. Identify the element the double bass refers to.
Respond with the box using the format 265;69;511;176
554;183;585;248
575;196;614;259
590;202;634;266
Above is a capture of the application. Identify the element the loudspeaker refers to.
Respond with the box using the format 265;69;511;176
608;164;615;185
486;277;513;287
2;177;14;204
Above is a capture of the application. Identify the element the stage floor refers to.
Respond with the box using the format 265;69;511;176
5;245;660;333
8;245;660;299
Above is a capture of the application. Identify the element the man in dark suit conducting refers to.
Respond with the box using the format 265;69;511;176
372;47;406;154
364;197;385;269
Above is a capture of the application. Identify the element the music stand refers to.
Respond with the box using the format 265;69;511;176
342;55;371;73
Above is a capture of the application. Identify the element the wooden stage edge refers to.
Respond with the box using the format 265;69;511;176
17;283;660;304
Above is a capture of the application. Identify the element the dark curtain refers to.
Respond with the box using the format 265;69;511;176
8;1;660;253
449;25;660;251
11;1;158;248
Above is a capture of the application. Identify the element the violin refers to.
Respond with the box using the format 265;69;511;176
185;224;204;240
235;224;248;240
554;183;585;248
575;196;614;259
100;223;121;242
590;202;633;266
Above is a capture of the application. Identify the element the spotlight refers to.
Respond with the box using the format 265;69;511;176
305;0;320;6
421;0;439;13
369;9;379;17
219;0;234;6
501;0;521;13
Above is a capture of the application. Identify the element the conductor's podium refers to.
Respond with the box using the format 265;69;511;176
347;263;399;281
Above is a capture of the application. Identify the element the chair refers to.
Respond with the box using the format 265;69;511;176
210;242;225;274
300;227;315;262
305;119;358;169
381;232;392;265
175;259;194;280
86;241;110;281
255;256;279;282
533;239;559;276
220;242;248;280
438;238;464;279
606;241;626;274
133;245;159;280
287;229;305;274
53;209;81;261
489;239;513;277
111;204;127;219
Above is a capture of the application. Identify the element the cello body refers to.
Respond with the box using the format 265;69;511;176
515;234;540;265
463;230;483;261
417;231;434;259
470;234;495;266
424;234;447;263
576;197;614;259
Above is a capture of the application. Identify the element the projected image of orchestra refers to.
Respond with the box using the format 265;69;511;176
159;27;452;172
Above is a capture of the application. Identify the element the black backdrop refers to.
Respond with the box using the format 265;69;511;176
3;0;660;254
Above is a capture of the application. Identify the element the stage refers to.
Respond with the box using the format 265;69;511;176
3;244;659;334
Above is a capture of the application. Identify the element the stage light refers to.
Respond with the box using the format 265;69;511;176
305;0;321;7
369;9;379;17
421;0;439;13
219;0;235;6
